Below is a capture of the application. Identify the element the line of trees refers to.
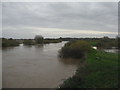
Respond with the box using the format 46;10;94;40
1;36;119;49
96;36;118;49
23;35;62;45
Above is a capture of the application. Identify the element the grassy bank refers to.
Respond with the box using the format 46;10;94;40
59;49;118;88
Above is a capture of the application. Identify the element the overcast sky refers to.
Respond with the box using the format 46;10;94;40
2;2;118;39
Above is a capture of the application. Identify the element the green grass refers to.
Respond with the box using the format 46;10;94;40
59;49;118;88
87;41;98;46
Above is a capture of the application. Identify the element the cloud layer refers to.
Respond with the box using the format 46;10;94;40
2;2;118;38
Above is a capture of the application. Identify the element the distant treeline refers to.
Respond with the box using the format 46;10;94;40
22;38;62;45
1;36;120;49
60;36;119;49
1;37;62;47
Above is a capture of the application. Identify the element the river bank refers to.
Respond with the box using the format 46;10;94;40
59;49;118;88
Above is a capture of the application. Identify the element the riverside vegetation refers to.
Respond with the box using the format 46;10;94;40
23;39;62;45
59;40;92;59
2;38;19;47
23;35;62;45
2;35;62;47
2;36;118;48
2;38;62;47
58;40;119;88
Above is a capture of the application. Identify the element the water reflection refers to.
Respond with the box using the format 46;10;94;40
58;58;82;66
35;44;43;48
104;49;119;53
23;45;33;48
2;46;19;51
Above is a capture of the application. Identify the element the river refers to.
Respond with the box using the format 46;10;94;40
2;41;81;88
104;48;119;53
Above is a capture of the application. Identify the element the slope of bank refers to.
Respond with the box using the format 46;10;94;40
59;50;118;88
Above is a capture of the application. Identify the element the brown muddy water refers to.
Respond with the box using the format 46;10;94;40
2;41;81;88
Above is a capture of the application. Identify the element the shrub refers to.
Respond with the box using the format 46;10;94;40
59;40;92;59
2;38;19;47
35;35;44;44
96;36;117;49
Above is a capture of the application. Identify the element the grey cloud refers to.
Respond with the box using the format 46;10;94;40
2;2;118;38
